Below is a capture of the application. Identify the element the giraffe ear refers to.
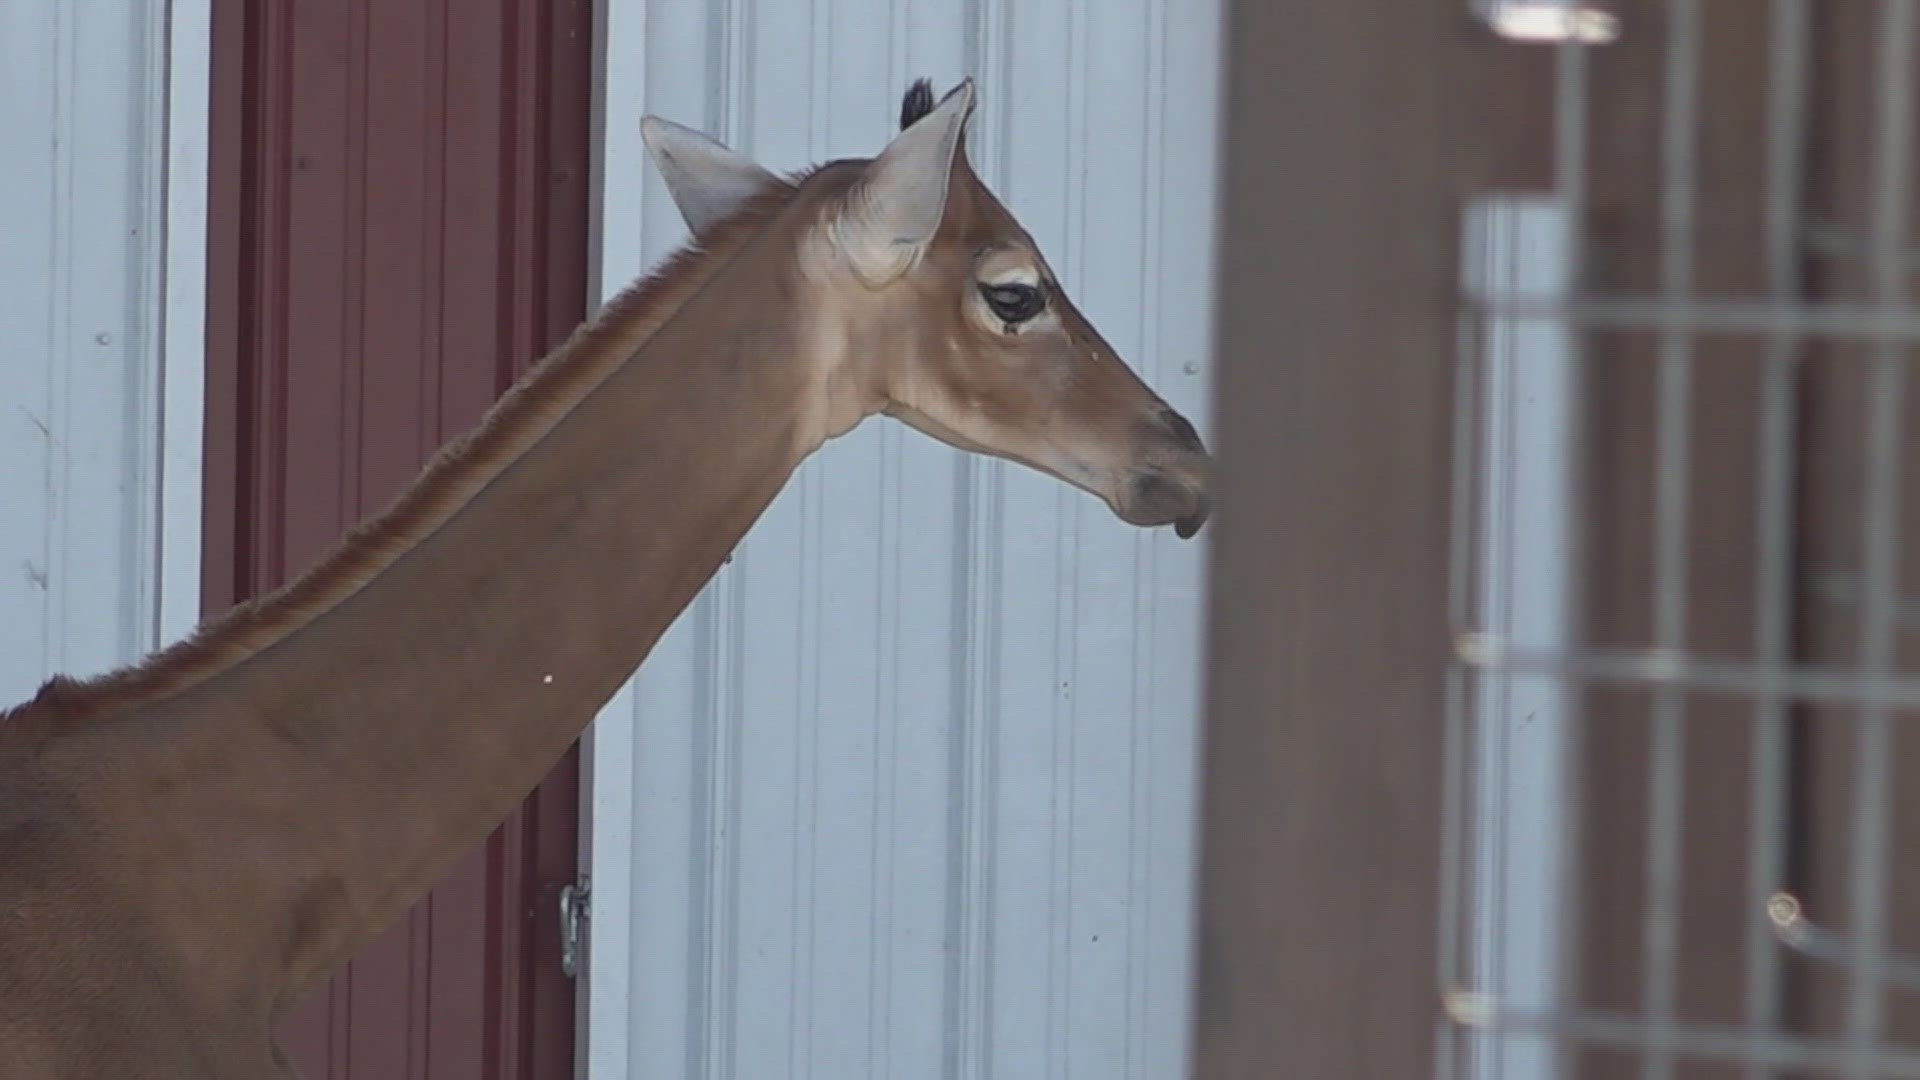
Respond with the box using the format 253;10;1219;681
828;78;976;287
639;115;788;237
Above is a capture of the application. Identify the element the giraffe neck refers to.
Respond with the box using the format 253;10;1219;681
59;194;843;1012
0;189;794;739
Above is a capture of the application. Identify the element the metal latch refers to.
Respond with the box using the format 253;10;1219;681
559;878;590;979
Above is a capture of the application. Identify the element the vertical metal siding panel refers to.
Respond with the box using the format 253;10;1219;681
0;0;60;704
734;13;811;1077
160;0;214;648
874;10;948;1072
41;2;105;678
952;7;1008;1074
887;13;972;1080
981;3;1080;1074
1141;7;1221;1078
203;0;242;621
356;0;435;500
276;0;355;583
438;0;505;436
803;12;893;1073
612;5;719;1078
0;2;189;705
1064;8;1150;1075
73;0;155;673
591;1;1219;1077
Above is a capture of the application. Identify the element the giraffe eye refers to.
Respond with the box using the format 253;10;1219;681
979;281;1046;324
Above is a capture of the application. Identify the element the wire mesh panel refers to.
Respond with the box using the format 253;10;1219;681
1442;1;1920;1077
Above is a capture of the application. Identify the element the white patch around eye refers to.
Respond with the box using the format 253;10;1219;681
982;264;1042;288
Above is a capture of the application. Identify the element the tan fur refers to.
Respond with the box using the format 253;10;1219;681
0;80;1209;1079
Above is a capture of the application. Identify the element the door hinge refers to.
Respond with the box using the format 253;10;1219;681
559;877;590;979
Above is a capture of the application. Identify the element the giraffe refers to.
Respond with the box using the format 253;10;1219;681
0;78;1211;1078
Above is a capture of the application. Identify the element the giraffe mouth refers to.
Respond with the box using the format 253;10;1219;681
1175;496;1212;540
1118;467;1211;538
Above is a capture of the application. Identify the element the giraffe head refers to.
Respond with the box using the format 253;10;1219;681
641;78;1212;538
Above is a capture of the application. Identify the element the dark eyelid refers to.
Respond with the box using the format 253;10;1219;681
979;280;1046;323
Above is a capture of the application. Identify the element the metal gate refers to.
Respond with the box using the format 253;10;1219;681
1442;1;1920;1076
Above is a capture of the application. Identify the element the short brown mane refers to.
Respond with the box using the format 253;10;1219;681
1;177;811;746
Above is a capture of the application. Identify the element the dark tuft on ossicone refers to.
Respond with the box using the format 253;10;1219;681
900;78;935;130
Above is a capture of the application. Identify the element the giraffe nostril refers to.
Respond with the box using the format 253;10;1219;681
1159;409;1206;455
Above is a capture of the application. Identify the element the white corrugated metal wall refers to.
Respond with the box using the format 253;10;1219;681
0;1;206;709
584;1;1222;1076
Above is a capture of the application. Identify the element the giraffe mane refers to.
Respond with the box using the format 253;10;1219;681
1;171;817;747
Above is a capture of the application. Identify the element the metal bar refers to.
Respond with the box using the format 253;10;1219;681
1436;585;1473;1080
1811;568;1920;627
1845;2;1916;1073
1554;4;1591;226
1437;227;1490;1080
1468;295;1920;343
1804;217;1920;273
1642;8;1701;1076
1456;636;1920;713
1443;206;1493;1080
1746;6;1811;1077
1442;995;1920;1076
1436;18;1598;1074
1487;207;1521;1080
1540;26;1593;1080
